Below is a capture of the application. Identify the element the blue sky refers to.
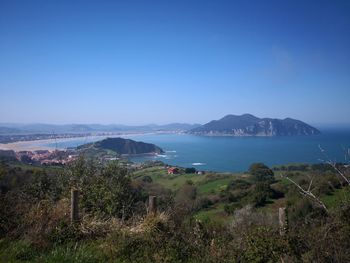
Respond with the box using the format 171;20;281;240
0;0;349;125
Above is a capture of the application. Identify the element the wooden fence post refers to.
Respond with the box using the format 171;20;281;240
71;189;79;223
279;207;287;236
148;195;157;215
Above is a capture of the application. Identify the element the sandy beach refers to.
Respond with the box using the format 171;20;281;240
0;132;169;152
0;137;86;151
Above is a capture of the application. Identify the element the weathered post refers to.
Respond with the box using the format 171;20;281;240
148;195;157;215
279;207;287;236
71;189;79;223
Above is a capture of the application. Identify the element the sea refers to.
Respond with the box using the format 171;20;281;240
37;128;350;172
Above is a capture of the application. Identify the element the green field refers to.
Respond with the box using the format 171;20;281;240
197;177;232;194
322;187;350;208
133;166;204;190
132;166;240;191
194;203;231;223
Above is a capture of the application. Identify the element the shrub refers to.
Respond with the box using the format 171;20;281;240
195;197;213;210
24;170;63;202
23;198;72;247
251;191;268;207
250;182;275;207
242;227;287;263
224;203;243;214
80;161;137;219
142;175;153;183
227;179;251;191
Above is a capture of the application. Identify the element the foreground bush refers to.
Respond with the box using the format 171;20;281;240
0;159;350;262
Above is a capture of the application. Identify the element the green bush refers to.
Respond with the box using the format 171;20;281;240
80;161;137;219
242;227;287;263
250;182;275;207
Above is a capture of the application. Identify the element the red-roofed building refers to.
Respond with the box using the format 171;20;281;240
167;167;179;174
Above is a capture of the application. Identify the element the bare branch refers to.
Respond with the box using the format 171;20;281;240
319;144;350;185
284;175;328;212
307;176;313;192
326;160;350;185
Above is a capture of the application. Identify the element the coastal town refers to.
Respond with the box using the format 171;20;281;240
0;149;79;166
16;149;78;165
0;146;207;177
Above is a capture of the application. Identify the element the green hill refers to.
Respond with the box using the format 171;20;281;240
77;137;164;155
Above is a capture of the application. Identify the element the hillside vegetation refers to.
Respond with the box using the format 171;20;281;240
0;158;349;262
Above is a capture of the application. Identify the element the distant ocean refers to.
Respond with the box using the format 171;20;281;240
41;129;350;172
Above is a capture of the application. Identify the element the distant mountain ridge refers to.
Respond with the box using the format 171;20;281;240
189;114;320;136
78;137;164;155
0;123;201;135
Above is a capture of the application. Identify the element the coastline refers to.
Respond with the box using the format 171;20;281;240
0;132;173;152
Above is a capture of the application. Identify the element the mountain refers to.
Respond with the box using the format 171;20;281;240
188;114;320;136
0;127;22;134
78;137;164;155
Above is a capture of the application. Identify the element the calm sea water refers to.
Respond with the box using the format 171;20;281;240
41;129;350;172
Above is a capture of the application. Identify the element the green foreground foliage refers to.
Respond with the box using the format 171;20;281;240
0;158;350;262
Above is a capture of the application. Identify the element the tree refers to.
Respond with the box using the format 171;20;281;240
249;163;274;182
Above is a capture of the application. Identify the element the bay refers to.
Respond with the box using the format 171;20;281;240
40;128;350;172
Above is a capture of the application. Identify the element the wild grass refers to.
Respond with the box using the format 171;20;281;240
0;239;106;263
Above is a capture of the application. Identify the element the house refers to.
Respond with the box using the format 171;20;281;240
168;167;179;174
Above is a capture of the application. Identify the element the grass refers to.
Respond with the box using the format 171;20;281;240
38;243;106;263
194;203;233;224
0;240;107;263
155;174;203;190
0;239;37;263
133;166;167;179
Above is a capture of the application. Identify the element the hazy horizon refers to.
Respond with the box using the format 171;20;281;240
1;0;349;125
1;116;350;129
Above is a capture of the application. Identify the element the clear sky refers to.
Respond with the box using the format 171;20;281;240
0;0;349;125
